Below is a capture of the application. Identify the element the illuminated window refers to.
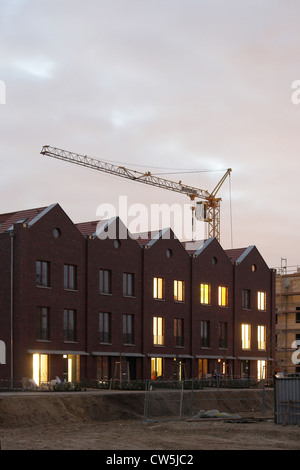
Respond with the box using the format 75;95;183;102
153;316;164;345
151;357;163;379
241;324;251;350
198;358;208;379
257;360;266;380
153;277;165;300
33;353;48;386
174;280;185;302
218;286;228;307
257;291;266;311
258;325;266;350
200;283;211;305
63;354;80;383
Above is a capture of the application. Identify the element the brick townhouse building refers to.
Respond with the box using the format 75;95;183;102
0;203;276;387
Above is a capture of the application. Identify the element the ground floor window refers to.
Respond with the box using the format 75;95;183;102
97;356;110;381
173;359;185;380
257;360;266;380
198;358;208;378
63;354;80;383
33;353;48;386
151;357;163;379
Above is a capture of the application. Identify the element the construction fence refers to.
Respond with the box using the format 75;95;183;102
274;376;300;425
143;378;273;422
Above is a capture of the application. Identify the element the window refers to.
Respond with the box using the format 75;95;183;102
258;325;266;350
33;353;48;386
242;289;251;309
151;357;163;379
174;280;185;302
99;269;112;294
241;324;251;350
218;286;228;307
200;320;210;348
257;291;266;311
36;260;50;287
97;356;110;381
153;316;164;345
200;283;211;305
123;314;134;344
296;307;300;323
174;318;184;347
123;273;134;297
99;312;111;343
219;322;228;349
198;358;208;379
153;277;165;300
64;264;77;290
257;360;266;380
36;307;50;341
64;309;77;342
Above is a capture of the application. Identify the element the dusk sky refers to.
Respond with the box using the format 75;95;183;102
1;0;300;269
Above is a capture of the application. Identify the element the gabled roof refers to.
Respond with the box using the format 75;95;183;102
131;230;159;246
225;246;254;264
77;216;137;242
0;205;48;233
76;220;108;237
181;239;207;254
132;228;177;248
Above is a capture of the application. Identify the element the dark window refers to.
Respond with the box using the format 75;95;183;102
123;273;134;297
219;322;228;348
201;320;210;348
36;307;50;340
123;314;134;344
64;264;77;290
99;312;111;343
64;309;77;342
296;307;300;323
99;269;112;294
174;318;184;347
36;260;50;287
242;289;251;309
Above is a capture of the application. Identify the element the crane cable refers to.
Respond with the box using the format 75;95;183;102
229;172;233;249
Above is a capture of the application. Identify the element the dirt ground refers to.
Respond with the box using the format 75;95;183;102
0;388;299;451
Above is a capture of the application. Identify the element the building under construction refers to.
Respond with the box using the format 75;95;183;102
275;261;300;374
0;203;276;387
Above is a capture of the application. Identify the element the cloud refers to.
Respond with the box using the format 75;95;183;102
1;0;300;268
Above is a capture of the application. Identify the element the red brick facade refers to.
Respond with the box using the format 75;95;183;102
0;203;276;386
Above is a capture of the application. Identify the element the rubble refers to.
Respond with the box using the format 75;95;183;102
193;409;242;420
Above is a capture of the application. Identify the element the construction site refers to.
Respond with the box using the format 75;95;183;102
0;145;300;451
0;380;300;450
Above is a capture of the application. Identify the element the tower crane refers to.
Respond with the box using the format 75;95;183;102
40;145;232;242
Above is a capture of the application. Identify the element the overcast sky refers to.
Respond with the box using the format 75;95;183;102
1;0;300;269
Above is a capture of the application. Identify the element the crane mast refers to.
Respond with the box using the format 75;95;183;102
40;145;231;242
